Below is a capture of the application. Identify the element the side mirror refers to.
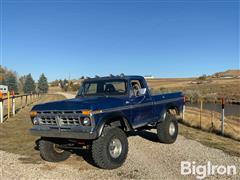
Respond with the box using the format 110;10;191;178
139;88;147;96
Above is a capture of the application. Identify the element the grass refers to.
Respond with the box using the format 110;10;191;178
181;107;240;141
0;94;65;164
179;123;240;157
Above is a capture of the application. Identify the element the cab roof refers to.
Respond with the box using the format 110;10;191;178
83;75;144;82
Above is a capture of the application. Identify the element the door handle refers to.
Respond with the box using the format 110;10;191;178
125;101;130;104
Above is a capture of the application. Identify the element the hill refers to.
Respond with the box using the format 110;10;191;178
213;69;240;78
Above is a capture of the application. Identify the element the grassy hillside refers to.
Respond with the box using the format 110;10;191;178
147;76;240;103
213;69;240;77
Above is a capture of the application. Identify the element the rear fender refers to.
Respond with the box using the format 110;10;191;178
158;103;180;122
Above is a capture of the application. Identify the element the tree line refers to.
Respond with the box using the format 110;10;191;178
0;66;48;94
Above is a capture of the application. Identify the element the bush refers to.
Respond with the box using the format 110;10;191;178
198;74;207;81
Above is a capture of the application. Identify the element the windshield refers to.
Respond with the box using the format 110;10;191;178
77;80;128;97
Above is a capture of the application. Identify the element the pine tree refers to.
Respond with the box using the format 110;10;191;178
38;73;48;93
0;66;6;85
23;74;36;93
19;75;27;93
5;72;18;93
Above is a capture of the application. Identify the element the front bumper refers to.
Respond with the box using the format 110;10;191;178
29;125;98;139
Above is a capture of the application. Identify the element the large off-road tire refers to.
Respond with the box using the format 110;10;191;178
157;113;178;144
90;127;128;169
39;139;71;162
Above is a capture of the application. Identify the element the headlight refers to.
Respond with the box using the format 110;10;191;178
81;117;91;126
32;117;39;125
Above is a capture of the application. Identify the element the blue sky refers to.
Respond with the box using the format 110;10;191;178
1;0;239;81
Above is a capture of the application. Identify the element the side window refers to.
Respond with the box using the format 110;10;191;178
112;82;125;92
130;80;143;97
85;83;97;94
104;81;126;94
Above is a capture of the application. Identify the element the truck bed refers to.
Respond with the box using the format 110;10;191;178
152;92;183;102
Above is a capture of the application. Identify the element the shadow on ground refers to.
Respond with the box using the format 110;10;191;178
33;130;160;168
127;130;159;143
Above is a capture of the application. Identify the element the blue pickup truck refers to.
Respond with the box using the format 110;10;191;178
29;75;184;169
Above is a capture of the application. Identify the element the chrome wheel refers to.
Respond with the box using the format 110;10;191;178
169;122;176;136
53;144;64;153
109;138;122;158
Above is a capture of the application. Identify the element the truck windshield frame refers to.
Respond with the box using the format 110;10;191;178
77;79;128;97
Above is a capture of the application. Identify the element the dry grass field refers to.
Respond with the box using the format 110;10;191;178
182;106;240;141
146;78;240;103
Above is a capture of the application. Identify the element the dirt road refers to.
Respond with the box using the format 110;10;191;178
0;93;239;179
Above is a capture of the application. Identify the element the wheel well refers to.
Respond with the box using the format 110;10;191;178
97;115;131;138
105;116;131;131
159;105;179;123
166;104;180;115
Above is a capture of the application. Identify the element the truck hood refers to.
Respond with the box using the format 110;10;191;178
31;96;126;111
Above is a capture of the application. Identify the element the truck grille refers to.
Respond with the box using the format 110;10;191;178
36;111;85;126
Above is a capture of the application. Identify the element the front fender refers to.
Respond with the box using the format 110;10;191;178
94;111;132;137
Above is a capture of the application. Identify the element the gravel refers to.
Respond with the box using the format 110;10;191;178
0;93;239;180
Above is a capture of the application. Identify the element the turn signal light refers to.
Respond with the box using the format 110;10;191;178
30;111;37;117
82;110;91;115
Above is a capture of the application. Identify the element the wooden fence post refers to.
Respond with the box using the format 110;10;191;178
221;98;225;135
200;100;203;129
21;96;23;109
25;95;28;106
30;92;32;104
210;111;214;131
7;91;10;119
182;105;185;120
0;92;3;123
182;96;185;120
12;91;15;116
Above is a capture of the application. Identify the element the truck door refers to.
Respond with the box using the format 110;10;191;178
129;79;154;128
